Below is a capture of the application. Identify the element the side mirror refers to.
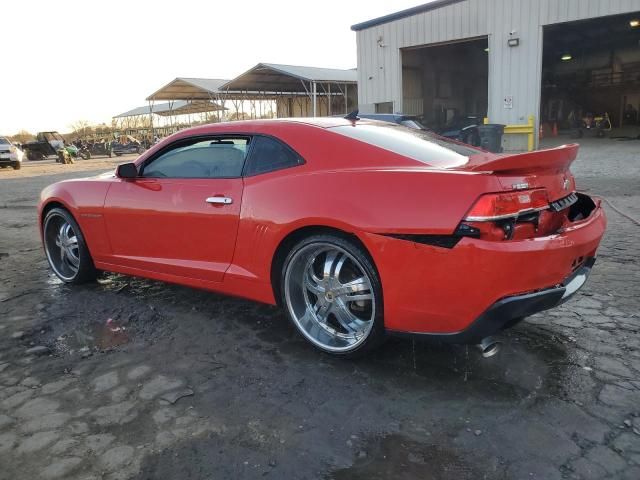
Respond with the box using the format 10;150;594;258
116;162;138;179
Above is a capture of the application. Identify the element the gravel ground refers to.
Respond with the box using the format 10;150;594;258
0;139;639;480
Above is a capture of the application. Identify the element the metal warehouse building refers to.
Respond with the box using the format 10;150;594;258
352;0;640;150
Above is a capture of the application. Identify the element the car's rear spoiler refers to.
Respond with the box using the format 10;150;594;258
465;144;579;173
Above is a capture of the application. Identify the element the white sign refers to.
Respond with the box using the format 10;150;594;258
504;95;513;109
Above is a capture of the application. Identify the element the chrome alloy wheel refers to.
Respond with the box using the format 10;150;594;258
284;243;376;352
43;213;80;281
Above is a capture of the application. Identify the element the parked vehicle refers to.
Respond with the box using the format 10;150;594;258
60;144;89;161
438;115;483;147
23;132;65;160
574;112;612;138
38;118;606;357
56;148;75;165
356;113;429;131
75;143;91;160
0;136;25;170
112;136;144;156
88;140;112;157
356;112;483;148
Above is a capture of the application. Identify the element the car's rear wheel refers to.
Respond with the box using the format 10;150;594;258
282;235;384;357
43;208;96;284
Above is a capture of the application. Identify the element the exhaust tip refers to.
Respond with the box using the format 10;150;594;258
477;337;501;358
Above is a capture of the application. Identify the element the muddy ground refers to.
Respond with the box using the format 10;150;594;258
0;138;639;480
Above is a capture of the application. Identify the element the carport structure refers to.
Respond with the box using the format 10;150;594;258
219;63;358;117
113;99;226;138
145;78;230;127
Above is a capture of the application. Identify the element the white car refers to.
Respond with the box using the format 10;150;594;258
0;136;24;170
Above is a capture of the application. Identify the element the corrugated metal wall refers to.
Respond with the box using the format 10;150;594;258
356;0;640;145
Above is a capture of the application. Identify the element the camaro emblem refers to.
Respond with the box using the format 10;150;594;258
512;182;529;190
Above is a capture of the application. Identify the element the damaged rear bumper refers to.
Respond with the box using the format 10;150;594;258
388;257;596;344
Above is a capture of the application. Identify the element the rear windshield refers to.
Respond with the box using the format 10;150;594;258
330;123;478;167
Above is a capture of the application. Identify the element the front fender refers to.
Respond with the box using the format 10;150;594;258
39;179;113;261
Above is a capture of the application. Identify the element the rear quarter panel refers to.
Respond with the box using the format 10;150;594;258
233;166;501;288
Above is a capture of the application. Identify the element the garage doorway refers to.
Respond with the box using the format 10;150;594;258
541;12;640;138
401;37;488;131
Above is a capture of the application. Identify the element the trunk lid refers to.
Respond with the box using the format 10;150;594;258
463;144;579;202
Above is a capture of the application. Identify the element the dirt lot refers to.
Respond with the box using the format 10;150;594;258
1;140;639;480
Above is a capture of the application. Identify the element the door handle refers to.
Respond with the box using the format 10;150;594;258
206;196;233;205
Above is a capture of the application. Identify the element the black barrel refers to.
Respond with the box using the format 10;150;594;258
477;124;505;153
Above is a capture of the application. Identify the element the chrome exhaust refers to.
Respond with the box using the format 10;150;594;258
477;337;501;358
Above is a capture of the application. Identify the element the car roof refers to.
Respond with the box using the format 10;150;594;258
170;117;388;138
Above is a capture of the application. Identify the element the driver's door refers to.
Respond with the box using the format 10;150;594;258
102;136;249;283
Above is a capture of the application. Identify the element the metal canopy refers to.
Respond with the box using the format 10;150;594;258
146;78;230;101
220;63;357;93
114;100;225;119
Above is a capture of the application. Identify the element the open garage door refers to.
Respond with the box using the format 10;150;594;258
401;37;488;134
541;12;640;139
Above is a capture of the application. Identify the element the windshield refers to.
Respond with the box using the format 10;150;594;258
0;137;9;145
330;123;479;168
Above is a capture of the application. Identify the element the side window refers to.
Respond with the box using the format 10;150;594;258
244;136;302;176
142;137;249;178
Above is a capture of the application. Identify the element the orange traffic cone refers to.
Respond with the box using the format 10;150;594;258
552;122;558;137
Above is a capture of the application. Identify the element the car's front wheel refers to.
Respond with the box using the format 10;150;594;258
43;208;97;283
282;235;384;357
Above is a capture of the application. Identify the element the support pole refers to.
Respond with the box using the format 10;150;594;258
344;84;348;113
312;81;317;117
148;99;155;139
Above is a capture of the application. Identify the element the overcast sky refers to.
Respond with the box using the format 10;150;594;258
1;0;424;135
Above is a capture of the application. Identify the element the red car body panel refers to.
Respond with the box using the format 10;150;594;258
38;118;607;337
102;177;243;282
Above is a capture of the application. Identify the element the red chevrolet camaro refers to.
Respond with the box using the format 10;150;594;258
39;118;606;357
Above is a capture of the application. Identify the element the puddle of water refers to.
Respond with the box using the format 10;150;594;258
328;434;481;480
53;317;130;354
94;318;129;349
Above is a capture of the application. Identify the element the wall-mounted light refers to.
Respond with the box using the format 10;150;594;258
630;19;640;28
377;35;386;48
484;47;490;52
508;30;519;47
561;53;573;61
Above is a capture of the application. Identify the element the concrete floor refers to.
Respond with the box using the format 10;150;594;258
0;141;639;480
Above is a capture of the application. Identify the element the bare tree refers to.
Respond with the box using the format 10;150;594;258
69;120;92;139
10;130;35;144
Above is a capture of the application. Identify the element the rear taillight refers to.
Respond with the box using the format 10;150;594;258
455;189;550;241
464;189;549;221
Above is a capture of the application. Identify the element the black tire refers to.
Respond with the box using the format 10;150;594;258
42;207;97;284
280;234;385;357
12;162;21;170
